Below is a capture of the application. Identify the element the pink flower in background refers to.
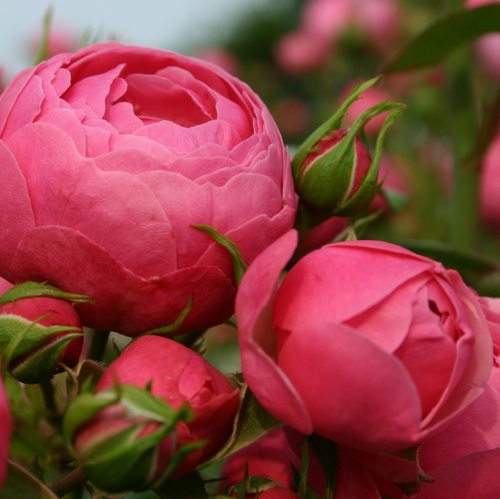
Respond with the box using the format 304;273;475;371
480;134;500;229
0;42;296;336
275;31;333;74
466;0;500;79
195;48;239;76
236;231;492;453
337;81;394;135
0;370;11;490
97;336;240;475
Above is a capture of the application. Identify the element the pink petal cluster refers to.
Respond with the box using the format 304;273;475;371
0;42;296;336
466;0;500;79
96;336;240;475
276;0;402;73
236;231;492;453
480;133;500;229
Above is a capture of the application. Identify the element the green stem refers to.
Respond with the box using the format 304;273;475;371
49;466;87;498
40;380;57;418
445;45;479;250
86;330;110;363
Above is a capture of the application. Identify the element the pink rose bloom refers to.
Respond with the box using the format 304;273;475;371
275;31;333;74
236;231;492;453
0;278;12;296
0;42;296;336
0;370;11;490
480;134;500;229
97;336;240;475
466;0;500;79
337;81;394;135
477;296;500;365
377;368;500;498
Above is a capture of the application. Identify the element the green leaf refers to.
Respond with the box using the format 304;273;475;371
387;5;500;72
0;281;94;306
27;456;44;483
401;239;500;273
0;461;59;499
154;471;208;499
192;225;248;287
201;384;283;466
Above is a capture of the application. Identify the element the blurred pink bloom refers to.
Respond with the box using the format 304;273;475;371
338;81;394;135
273;98;311;137
480;134;500;229
466;0;500;79
30;25;79;58
275;31;333;74
195;48;240;76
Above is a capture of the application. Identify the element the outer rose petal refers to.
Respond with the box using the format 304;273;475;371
0;278;12;295
236;230;313;435
276;319;422;452
0;141;35;280
11;226;235;335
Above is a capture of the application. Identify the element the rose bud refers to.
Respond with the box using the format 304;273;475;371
64;384;191;492
96;336;240;475
0;42;296;337
292;78;404;217
0;282;87;384
236;231;492;454
0;365;11;491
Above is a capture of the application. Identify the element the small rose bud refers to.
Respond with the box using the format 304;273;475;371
291;77;405;217
64;384;191;492
0;283;87;383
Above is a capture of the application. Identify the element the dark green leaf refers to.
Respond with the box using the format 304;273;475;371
402;239;500;272
306;435;338;499
0;461;59;499
387;5;500;72
202;384;283;466
154;471;207;499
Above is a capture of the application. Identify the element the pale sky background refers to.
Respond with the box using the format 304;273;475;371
0;0;287;78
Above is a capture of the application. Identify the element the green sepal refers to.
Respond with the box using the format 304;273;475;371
0;281;94;306
292;76;382;180
192;225;248;287
64;359;106;403
391;445;434;497
333;104;405;216
200;384;283;467
10;332;84;384
230;477;283;497
134;295;194;340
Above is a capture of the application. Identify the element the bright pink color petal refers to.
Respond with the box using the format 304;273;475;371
236;230;313;435
11;226;235;336
276;319;422;452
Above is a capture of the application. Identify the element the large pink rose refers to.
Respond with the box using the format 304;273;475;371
236;231;492;453
0;42;296;336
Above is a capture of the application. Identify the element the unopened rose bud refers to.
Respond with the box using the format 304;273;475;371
96;336;240;476
64;384;191;492
292;77;405;217
296;129;372;213
0;283;88;383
